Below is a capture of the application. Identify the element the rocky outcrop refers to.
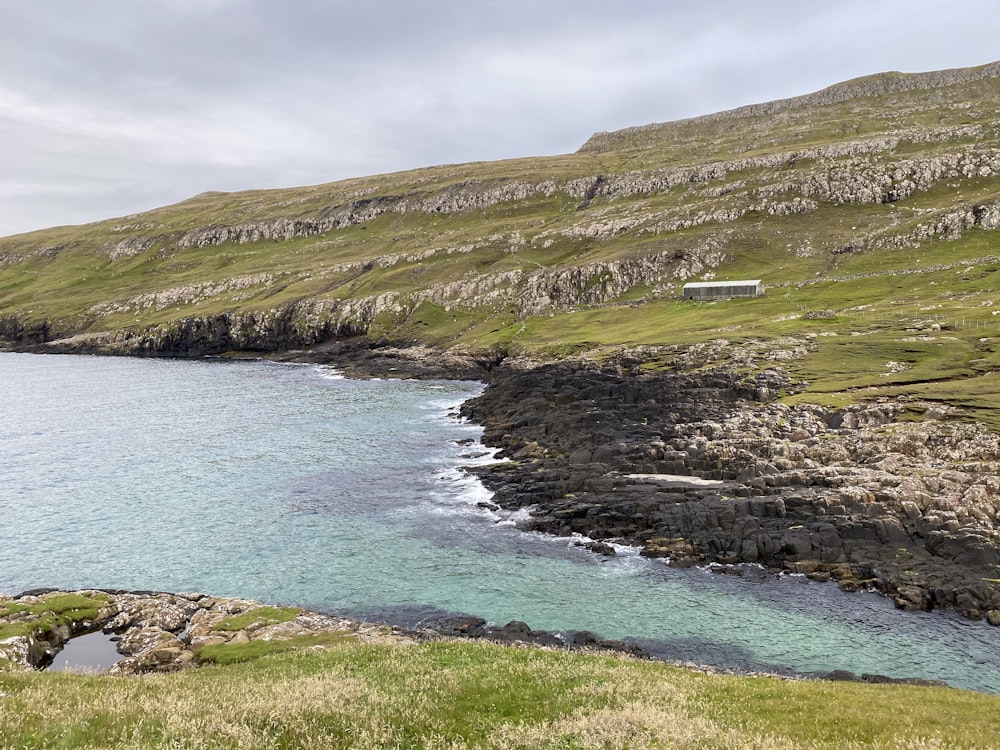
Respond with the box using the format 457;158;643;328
460;356;1000;622
0;315;50;346
0;589;952;687
12;242;734;356
100;236;156;261
173;183;559;251
88;273;278;315
0;590;116;668
276;341;504;380
0;590;650;675
0;590;409;674
104;593;400;675
873;201;1000;250
35;307;361;359
799;149;1000;206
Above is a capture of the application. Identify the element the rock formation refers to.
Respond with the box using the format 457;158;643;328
460;352;1000;622
0;590;646;676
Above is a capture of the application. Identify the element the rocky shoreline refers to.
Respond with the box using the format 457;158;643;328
455;355;1000;625
270;339;1000;624
60;338;1000;624
0;589;948;689
0;588;729;677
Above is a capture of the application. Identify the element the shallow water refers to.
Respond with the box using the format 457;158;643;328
1;352;998;692
47;631;121;673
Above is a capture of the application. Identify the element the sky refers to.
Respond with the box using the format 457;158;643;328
2;0;999;238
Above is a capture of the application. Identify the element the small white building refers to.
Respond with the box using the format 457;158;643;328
682;279;765;301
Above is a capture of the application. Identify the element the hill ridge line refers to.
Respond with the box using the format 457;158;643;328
580;59;1000;152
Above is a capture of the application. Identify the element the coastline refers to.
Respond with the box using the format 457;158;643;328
454;356;1000;624
0;588;950;690
11;341;1000;621
2;344;998;688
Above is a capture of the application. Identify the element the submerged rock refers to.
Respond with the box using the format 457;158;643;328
822;669;948;688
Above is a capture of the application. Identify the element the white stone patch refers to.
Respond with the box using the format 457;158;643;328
625;474;726;488
882;361;912;376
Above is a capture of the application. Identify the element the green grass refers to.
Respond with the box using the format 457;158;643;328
789;333;977;392
0;592;109;641
195;632;352;665
1;638;997;749
209;605;301;632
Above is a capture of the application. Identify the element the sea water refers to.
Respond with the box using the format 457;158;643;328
1;352;998;693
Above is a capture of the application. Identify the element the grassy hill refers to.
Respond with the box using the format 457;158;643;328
1;62;999;369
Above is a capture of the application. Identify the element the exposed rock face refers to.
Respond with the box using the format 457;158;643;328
0;315;49;346
29;308;362;359
460;357;1000;622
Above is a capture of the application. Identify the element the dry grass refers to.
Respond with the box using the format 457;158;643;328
1;640;998;749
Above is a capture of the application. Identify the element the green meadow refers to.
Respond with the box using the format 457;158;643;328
3;636;998;749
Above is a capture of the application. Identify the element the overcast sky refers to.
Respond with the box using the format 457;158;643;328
2;0;999;238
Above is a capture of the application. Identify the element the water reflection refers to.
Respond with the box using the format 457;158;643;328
47;631;122;674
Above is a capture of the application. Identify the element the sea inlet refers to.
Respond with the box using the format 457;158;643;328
1;352;998;693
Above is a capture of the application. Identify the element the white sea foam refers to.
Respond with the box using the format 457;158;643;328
430;468;495;507
494;506;535;527
311;365;345;380
415;389;508;522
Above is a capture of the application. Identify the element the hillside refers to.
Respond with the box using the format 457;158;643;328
2;61;1000;420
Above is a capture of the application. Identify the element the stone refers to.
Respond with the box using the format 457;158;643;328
575;540;617;556
0;636;41;670
824;669;861;682
893;586;929;612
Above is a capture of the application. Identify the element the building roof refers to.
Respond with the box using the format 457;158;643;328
682;280;762;288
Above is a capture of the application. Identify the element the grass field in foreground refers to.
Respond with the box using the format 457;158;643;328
2;638;998;749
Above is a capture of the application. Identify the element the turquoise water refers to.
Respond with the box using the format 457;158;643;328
1;352;998;692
